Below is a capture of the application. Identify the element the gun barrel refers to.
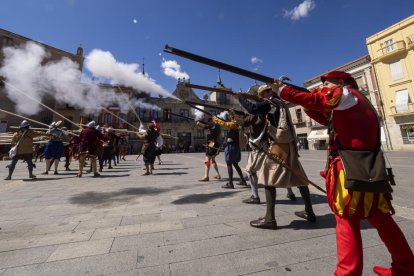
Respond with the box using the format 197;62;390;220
165;45;273;83
164;45;309;92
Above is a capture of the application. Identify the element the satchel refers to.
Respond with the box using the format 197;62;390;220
8;146;17;159
8;130;29;159
338;149;392;193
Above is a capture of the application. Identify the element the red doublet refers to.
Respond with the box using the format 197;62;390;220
280;85;414;276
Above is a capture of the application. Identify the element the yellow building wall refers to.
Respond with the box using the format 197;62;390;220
366;15;414;150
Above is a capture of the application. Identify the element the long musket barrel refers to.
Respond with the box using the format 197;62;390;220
184;100;245;116
168;111;196;121
164;45;310;93
183;83;262;102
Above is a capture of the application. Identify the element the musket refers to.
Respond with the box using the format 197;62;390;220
184;83;262;102
164;45;310;92
185;100;246;117
168;111;196;121
185;102;213;117
249;141;326;194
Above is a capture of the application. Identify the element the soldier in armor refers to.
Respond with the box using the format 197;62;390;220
213;111;247;189
196;118;222;181
272;71;414;275
42;121;66;175
5;120;47;180
77;121;103;177
236;84;316;230
139;123;161;175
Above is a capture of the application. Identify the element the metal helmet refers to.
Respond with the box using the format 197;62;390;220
87;120;96;128
20;120;30;128
50;122;57;128
95;125;101;131
61;127;68;131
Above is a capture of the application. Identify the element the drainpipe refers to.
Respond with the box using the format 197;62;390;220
372;65;393;150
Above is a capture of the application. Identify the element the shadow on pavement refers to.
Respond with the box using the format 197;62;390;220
97;174;131;178
281;213;336;230
171;191;240;204
69;187;170;205
276;194;327;205
153;172;188;176
155;167;190;170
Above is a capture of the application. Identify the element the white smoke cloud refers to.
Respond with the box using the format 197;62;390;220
192;106;205;122
85;49;176;99
250;57;263;64
161;59;190;80
283;0;316;21
0;42;166;116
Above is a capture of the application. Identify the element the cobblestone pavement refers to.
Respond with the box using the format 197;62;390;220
0;151;413;275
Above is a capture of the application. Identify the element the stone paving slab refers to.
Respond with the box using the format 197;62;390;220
0;151;414;275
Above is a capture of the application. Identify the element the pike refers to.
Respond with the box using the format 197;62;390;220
1;79;81;129
0;108;50;128
249;141;327;194
164;45;310;92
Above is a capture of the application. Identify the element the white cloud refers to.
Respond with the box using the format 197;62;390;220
283;0;316;21
251;56;263;64
161;59;190;80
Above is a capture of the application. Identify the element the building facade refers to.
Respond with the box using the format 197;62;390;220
366;15;414;150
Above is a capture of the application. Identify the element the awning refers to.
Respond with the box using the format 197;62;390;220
307;129;329;140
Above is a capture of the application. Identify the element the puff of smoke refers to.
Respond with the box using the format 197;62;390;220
161;59;190;81
217;110;230;121
192;106;205;122
86;49;179;100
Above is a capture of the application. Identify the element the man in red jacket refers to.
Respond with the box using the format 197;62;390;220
270;71;414;276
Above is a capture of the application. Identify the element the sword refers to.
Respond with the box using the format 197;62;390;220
249;141;326;194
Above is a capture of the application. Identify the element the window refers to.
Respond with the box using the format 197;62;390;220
139;109;146;120
2;36;14;47
118;113;126;124
389;60;404;80
103;113;112;124
395;89;410;113
400;124;414;144
151;110;159;120
384;39;394;53
87;114;97;122
295;109;303;123
179;109;189;121
163;108;171;121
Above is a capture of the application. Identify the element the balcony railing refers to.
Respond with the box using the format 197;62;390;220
374;40;406;62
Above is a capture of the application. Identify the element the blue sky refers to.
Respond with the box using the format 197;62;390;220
1;0;414;98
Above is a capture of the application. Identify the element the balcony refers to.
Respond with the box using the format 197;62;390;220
373;40;407;63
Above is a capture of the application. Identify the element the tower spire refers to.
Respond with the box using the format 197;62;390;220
142;58;145;75
217;69;222;85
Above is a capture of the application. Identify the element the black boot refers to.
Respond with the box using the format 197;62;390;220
222;182;234;189
296;186;316;222
251;186;277;229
